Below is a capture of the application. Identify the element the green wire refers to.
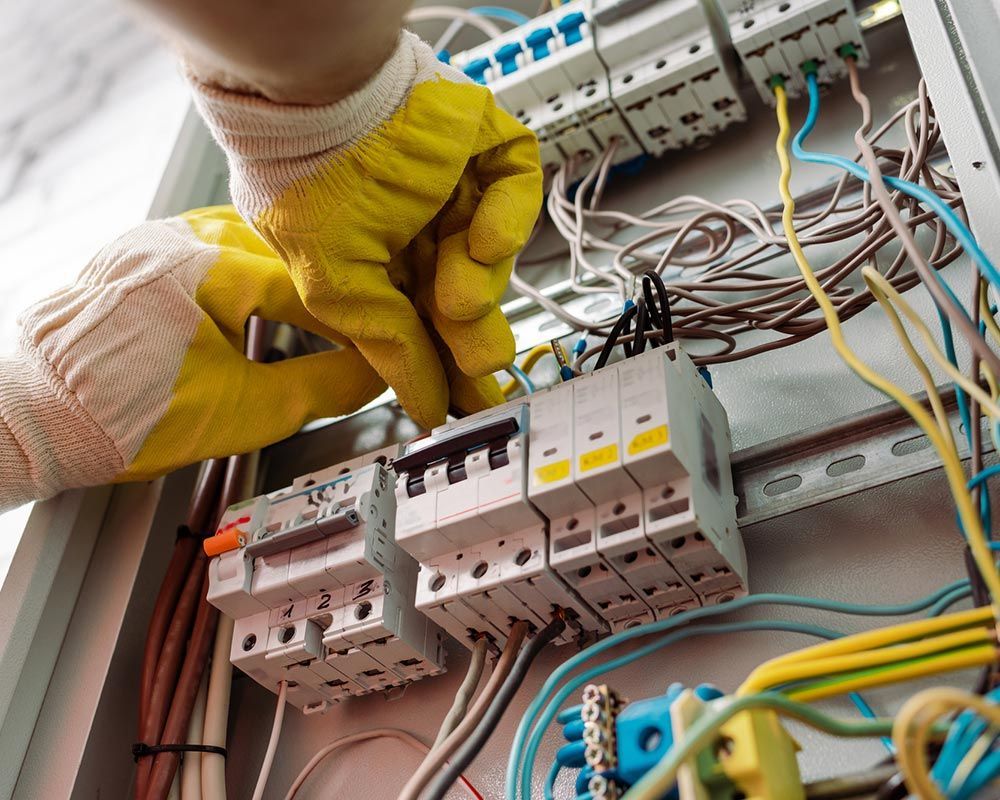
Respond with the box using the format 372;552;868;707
620;693;951;800
785;644;990;698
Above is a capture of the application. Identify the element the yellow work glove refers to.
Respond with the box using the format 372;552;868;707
189;30;543;429
0;207;392;510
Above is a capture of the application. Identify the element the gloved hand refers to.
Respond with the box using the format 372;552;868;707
188;30;543;429
1;206;503;510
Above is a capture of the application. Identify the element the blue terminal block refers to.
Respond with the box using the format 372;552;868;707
525;27;555;61
556;11;587;46
494;41;523;76
615;683;724;789
462;57;492;85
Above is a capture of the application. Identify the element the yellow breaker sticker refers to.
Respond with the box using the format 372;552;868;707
534;459;570;486
579;444;618;472
628;425;669;456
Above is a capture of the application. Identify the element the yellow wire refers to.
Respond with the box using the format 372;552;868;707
788;643;997;703
740;625;993;696
981;284;1000;349
863;268;1000;421
749;597;993;678
893;687;1000;800
772;83;1000;608
859;268;956;437
500;344;555;397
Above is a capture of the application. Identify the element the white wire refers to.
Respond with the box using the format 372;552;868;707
181;670;209;799
405;6;503;38
282;729;480;800
252;680;288;800
432;638;488;749
201;615;234;800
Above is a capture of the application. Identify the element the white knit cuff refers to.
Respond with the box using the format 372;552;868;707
0;348;122;512
187;30;423;160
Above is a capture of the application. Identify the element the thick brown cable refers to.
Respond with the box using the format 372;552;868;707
138;318;269;799
138;458;226;734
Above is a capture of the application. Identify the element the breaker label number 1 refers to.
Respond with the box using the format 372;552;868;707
534;459;570;486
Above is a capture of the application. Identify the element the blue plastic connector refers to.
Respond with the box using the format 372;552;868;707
698;366;713;389
556;11;587;46
436;49;451;64
462;57;492;84
526;27;555;60
494;42;523;75
615;683;723;790
556;682;725;799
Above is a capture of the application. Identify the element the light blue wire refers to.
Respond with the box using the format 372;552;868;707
506;580;969;799
927;586;974;617
548;580;973;795
470;6;531;25
544;760;561;800
508;364;536;394
795;70;995;540
522;620;845;799
969;464;1000;492
794;71;1000;291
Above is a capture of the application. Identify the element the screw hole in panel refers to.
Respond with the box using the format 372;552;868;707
826;454;866;477
762;474;803;497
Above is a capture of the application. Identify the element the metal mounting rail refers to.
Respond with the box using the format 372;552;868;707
732;388;990;528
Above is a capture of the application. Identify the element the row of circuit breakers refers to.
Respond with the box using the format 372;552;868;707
205;346;747;711
444;0;869;171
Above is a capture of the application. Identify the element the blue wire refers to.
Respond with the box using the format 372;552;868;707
795;72;1000;291
969;464;1000;492
794;70;996;541
544;760;561;800
509;364;536;394
927;586;974;617
506;580;969;798
470;5;531;25
520;620;846;798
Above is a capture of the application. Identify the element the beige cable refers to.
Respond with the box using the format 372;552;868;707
398;621;529;800
432;637;489;750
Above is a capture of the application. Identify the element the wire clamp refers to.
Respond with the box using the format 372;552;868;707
131;742;228;762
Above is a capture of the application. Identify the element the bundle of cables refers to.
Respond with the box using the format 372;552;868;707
514;69;973;373
134;320;266;800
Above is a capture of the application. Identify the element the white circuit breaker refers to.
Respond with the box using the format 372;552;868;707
205;453;446;712
534;345;745;632
394;344;746;645
394;403;606;649
449;0;744;171
719;0;868;103
206;344;745;699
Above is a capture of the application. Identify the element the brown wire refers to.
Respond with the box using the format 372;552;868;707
137;318;269;799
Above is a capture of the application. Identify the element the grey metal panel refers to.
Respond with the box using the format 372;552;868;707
901;0;1000;265
0;487;112;799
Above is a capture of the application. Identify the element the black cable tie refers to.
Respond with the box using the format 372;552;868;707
131;742;228;762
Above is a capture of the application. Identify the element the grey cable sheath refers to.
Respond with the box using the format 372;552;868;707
432;637;488;750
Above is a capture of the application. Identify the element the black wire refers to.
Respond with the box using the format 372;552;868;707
595;305;638;370
632;300;649;356
421;616;567;800
641;270;674;344
873;771;908;800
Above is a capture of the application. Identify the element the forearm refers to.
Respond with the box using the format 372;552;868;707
0;351;122;512
125;0;411;104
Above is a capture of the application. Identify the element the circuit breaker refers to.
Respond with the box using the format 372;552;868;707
394;403;606;649
718;0;868;103
534;345;745;632
204;455;446;712
394;344;746;645
449;0;744;170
